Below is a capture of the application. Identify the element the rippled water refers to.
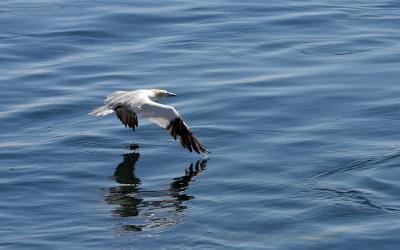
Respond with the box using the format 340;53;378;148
1;1;400;249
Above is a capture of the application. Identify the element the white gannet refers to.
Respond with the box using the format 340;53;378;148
89;89;209;154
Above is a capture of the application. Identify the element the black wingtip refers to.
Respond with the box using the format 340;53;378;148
167;117;209;154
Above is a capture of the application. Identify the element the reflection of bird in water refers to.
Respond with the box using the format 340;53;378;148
168;161;208;202
104;144;207;231
113;144;141;185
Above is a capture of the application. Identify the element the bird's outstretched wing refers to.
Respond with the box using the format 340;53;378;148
115;106;138;130
139;100;209;154
166;116;209;154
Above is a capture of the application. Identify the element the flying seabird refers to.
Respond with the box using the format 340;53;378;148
89;89;209;154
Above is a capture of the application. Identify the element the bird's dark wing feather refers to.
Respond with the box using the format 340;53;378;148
166;117;208;154
115;107;138;130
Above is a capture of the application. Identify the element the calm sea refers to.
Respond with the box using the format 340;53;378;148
1;1;400;249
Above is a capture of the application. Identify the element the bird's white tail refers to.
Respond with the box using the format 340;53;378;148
89;105;114;116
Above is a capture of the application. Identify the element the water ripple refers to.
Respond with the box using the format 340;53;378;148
2;0;400;249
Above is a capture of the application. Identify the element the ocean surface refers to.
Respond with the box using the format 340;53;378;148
1;0;400;249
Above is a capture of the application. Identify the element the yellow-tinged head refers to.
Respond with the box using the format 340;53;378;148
150;89;177;99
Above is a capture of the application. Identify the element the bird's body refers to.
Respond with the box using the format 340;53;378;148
89;89;208;154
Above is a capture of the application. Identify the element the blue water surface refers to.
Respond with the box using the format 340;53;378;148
1;0;400;249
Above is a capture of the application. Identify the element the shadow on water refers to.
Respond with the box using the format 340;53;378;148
104;144;207;232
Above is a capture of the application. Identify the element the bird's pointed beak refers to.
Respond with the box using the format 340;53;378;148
167;92;177;97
